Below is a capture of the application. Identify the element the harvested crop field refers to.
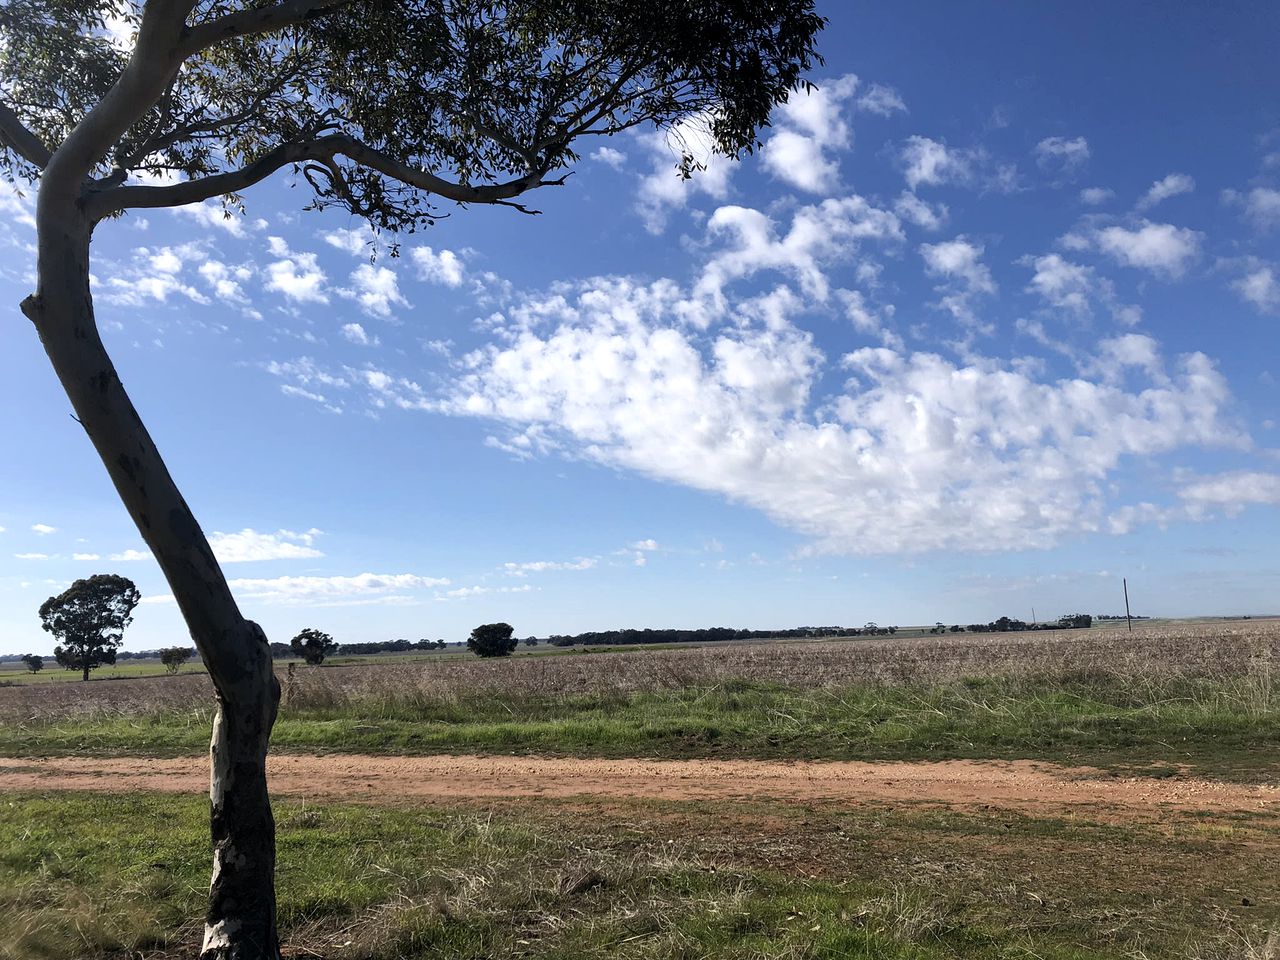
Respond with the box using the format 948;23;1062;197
3;618;1277;723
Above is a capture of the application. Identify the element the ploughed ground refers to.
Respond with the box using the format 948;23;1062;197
1;753;1276;822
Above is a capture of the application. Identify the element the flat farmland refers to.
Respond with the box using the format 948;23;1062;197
3;620;1280;958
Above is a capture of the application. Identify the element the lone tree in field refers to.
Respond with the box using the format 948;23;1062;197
468;621;517;657
1;1;822;955
159;645;193;674
20;653;43;674
290;627;337;665
38;574;140;681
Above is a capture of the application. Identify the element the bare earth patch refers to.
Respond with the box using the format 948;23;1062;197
3;753;1277;822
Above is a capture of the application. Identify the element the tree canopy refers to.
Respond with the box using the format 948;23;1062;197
38;574;140;681
159;645;194;673
0;0;824;231
468;621;517;657
290;627;337;665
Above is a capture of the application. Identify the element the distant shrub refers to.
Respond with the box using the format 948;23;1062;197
20;654;42;674
159;646;193;674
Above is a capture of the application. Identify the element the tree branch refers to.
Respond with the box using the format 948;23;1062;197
0;101;53;169
180;0;353;57
40;0;198;195
86;133;561;219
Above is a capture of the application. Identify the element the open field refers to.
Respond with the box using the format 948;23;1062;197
4;620;1280;957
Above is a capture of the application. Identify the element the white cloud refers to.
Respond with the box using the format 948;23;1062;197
1034;136;1090;179
1025;254;1093;315
109;548;152;562
920;237;996;326
1079;187;1114;206
0;183;36;229
1094;221;1201;278
634;114;735;234
323;225;376;256
503;557;597;576
1234;265;1279;312
339;264;407;317
631;539;659;551
341;322;377;346
99;243;211;306
14;553;50;560
410;246;465;287
72;552;100;561
264;238;328;303
592;146;627;169
228;572;451;605
893;191;948;231
172;201;247;237
857;83;906;116
198;259;252;305
1137;173;1195;210
208;528;324;563
442;583;532;600
1247;188;1280;230
1180;472;1280;516
761;74;858;194
31;523;56;535
693;196;902;316
1226;187;1280;231
900;136;972;190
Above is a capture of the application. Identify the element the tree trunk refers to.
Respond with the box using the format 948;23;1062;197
25;197;281;958
82;664;89;682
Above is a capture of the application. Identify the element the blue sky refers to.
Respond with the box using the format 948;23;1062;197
3;1;1280;653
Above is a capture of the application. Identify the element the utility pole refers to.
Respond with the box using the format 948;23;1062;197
1123;578;1133;633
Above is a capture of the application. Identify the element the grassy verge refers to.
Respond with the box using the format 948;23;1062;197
1;790;1276;959
4;675;1280;778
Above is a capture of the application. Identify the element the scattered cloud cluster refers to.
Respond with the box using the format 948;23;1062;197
58;66;1279;571
255;167;1257;555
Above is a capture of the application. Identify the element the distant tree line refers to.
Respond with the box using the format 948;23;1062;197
928;614;1095;635
117;646;197;660
267;637;449;659
534;625;897;647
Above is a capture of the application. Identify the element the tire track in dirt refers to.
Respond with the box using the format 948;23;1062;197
1;754;1278;820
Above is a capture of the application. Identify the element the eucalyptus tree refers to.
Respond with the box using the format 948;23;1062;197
40;573;141;680
0;1;824;955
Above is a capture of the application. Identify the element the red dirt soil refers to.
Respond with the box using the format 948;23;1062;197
1;754;1277;820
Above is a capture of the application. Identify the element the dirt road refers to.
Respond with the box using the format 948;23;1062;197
1;753;1277;819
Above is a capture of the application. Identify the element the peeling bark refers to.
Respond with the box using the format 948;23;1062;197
27;196;282;958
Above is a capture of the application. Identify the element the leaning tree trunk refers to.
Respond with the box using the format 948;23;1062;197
24;194;282;958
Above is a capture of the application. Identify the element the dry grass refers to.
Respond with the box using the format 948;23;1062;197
3;618;1276;724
